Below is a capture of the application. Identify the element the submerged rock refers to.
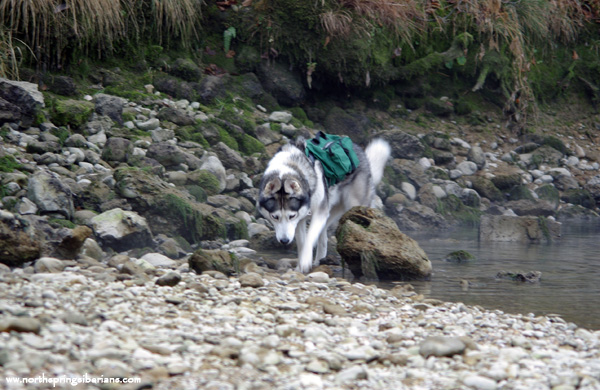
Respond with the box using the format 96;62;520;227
496;270;542;283
336;206;432;280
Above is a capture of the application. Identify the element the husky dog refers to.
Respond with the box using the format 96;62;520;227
257;136;391;273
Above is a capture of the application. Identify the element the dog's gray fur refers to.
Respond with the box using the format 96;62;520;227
257;136;391;273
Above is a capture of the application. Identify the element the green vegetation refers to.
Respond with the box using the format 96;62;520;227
0;155;22;173
1;0;598;132
49;99;94;130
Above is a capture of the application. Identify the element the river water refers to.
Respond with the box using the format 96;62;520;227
401;220;600;330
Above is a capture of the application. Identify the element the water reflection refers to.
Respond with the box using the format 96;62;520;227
404;220;600;330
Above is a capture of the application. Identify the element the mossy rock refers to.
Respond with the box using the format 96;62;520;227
542;136;570;155
491;174;521;191
507;185;535;201
535;184;560;205
425;97;453;117
50;99;94;130
444;250;475;263
437;194;482;225
561;189;595;209
187;169;221;196
169;58;202;82
471;176;504;202
368;89;392;111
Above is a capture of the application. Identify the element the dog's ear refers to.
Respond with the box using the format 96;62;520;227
283;179;302;195
262;177;282;196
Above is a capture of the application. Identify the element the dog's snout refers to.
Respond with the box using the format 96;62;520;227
279;237;290;245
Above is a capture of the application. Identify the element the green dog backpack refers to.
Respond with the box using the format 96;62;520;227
304;131;360;186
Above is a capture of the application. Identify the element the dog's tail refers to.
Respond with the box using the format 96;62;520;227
365;138;391;186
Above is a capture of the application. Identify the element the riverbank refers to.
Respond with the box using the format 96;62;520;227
1;263;600;390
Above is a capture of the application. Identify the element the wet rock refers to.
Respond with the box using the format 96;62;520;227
336;206;432;280
479;215;561;243
444;250;475;263
496;270;542;283
27;170;74;219
91;208;153;252
189;249;235;275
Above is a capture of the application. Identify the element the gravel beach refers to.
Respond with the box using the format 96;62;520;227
1;263;599;390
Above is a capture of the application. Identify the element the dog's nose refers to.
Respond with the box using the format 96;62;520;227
279;237;290;245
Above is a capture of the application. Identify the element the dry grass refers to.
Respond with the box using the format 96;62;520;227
0;0;202;73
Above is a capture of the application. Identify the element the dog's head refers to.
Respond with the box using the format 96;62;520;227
257;174;310;245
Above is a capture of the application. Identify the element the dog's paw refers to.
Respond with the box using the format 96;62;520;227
296;254;313;274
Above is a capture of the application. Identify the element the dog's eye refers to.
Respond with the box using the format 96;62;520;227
289;213;297;220
271;214;279;221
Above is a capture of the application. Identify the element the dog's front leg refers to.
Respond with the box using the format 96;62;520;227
295;218;307;261
297;213;328;273
315;229;328;266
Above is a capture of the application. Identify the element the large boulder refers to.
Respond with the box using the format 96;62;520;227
479;215;561;243
0;78;44;127
257;61;305;106
91;208;153;252
27;170;74;219
94;93;125;125
336;207;432;280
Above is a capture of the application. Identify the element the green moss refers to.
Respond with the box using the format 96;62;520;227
543;136;569;155
50;98;94;130
240;134;265;155
190;170;221;196
186;185;207;202
0;155;22;172
218;128;239;151
270;122;282;132
50;126;71;146
437;195;482;226
507;185;534;201
444;250;475;263
536;184;559;204
288;107;309;123
159;193;225;244
49;218;77;229
122;112;136;123
561;189;595;209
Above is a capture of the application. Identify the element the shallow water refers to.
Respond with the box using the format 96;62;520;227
401;220;600;330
